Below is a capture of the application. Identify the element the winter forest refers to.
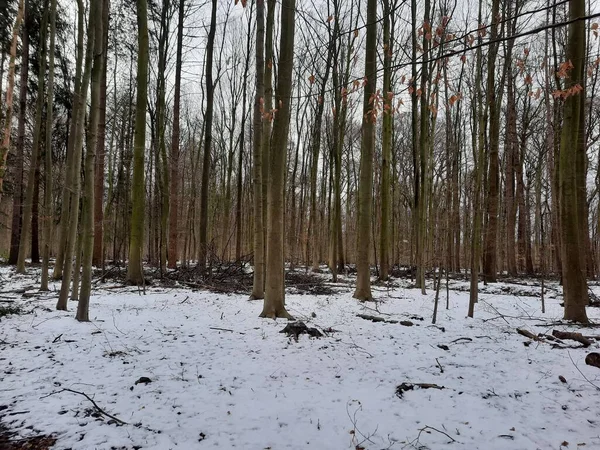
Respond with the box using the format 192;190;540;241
1;0;600;448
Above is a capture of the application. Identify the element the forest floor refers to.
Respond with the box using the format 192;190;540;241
1;264;600;450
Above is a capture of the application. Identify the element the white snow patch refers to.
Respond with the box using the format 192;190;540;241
1;267;600;449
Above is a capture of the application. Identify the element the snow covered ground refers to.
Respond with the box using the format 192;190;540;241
1;266;600;450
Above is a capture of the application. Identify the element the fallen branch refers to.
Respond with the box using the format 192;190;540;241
552;330;592;347
517;328;541;341
416;425;457;443
396;382;445;398
209;326;245;335
450;337;473;344
357;314;386;323
41;388;128;425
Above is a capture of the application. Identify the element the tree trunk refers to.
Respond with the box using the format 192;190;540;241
168;0;184;269
126;0;149;285
8;0;28;265
16;0;49;274
251;0;266;300
353;0;376;302
92;0;109;268
559;0;588;323
53;0;85;281
41;0;57;290
198;0;217;268
260;0;295;318
77;0;104;321
379;0;392;282
482;0;502;283
0;0;24;196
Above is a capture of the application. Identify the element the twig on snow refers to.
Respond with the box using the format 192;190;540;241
209;326;245;334
41;388;128;425
435;358;444;374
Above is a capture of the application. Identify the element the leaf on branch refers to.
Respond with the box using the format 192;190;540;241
557;60;574;79
308;74;315;85
448;94;460;106
524;74;533;85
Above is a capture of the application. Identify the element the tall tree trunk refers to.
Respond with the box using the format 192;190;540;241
92;0;109;268
416;0;431;293
168;0;184;269
198;0;217;268
77;0;104;321
53;0;85;281
251;0;266;299
56;0;95;310
236;5;251;263
379;0;392;282
353;0;377;301
505;72;517;276
0;0;24;196
126;0;149;285
482;0;502;283
41;0;57;290
16;0;49;273
559;0;588;323
8;0;28;264
468;0;485;317
156;0;170;274
260;0;295;318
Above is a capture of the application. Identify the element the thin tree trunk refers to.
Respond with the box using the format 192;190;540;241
168;0;184;269
251;0;266;300
16;0;49;273
126;0;149;285
56;0;95;310
92;0;109;268
41;0;57;290
8;0;28;265
54;0;85;281
379;0;392;282
77;0;104;321
198;0;217;268
353;0;377;302
0;0;24;196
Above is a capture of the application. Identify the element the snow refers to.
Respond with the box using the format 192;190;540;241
1;266;600;450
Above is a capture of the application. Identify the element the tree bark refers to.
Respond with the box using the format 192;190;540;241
92;0;109;268
353;0;377;301
126;0;149;285
77;0;104;321
559;0;588;323
251;0;265;299
198;0;217;268
0;0;24;196
41;0;57;290
168;0;184;269
16;0;49;274
260;0;296;318
8;0;28;265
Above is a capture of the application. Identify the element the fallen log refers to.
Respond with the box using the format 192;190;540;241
517;328;541;341
552;330;592;347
